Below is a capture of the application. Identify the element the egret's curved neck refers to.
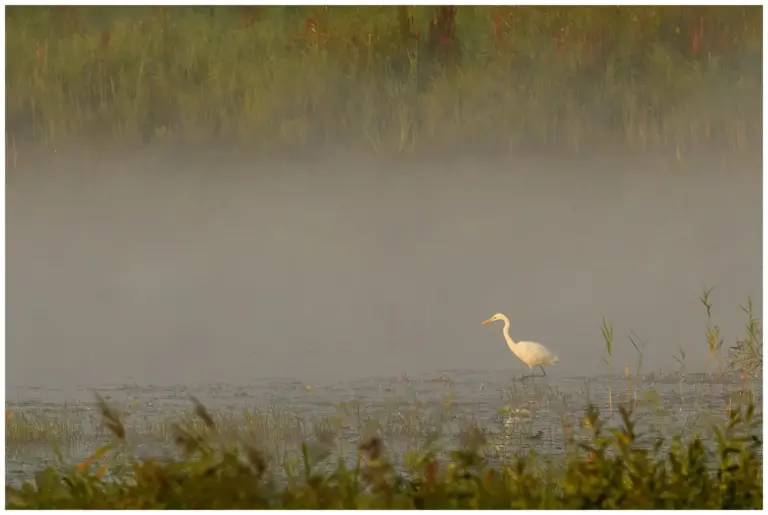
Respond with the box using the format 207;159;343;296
501;317;516;347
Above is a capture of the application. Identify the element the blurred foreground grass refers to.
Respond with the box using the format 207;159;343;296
5;396;762;509
6;6;762;158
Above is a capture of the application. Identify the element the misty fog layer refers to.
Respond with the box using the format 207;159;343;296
7;155;762;388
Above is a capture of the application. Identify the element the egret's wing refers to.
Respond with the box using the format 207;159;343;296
519;341;558;363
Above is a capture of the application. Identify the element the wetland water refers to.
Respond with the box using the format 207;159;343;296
6;154;762;485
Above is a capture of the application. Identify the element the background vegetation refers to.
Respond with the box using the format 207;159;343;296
6;6;762;157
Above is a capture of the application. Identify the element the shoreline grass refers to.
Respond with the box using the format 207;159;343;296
6;6;762;158
5;394;762;509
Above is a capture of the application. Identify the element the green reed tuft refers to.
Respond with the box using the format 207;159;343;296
5;6;762;157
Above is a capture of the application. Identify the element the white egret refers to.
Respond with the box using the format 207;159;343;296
482;313;559;376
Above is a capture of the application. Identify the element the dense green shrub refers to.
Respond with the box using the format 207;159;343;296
5;6;762;156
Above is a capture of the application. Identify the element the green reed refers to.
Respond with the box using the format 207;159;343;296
6;6;762;157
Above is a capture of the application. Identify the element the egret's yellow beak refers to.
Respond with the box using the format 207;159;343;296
482;318;494;325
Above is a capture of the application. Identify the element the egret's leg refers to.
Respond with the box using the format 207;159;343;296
539;365;547;376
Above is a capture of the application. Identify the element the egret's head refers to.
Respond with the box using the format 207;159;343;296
482;313;506;325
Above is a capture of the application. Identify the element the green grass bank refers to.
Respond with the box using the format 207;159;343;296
5;6;762;158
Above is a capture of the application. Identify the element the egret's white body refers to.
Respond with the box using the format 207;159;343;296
482;313;559;376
